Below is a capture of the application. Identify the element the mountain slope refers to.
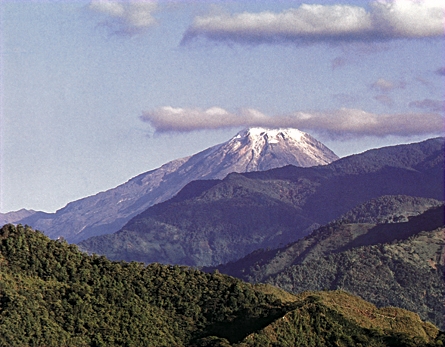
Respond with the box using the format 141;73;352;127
211;196;443;279
267;226;445;329
0;209;45;226
79;138;444;267
0;224;442;347
13;128;338;243
211;202;445;329
239;291;442;347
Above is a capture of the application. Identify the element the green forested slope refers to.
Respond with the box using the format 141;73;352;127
267;226;445;327
238;291;443;347
1;224;443;346
212;203;445;329
0;224;291;346
212;196;442;280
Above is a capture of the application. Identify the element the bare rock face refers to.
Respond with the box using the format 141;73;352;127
16;128;338;243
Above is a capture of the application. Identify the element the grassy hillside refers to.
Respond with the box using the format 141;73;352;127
1;224;443;346
238;291;442;347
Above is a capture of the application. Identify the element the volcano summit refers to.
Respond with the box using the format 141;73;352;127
13;128;338;243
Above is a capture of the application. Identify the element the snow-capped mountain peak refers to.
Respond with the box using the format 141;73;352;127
242;127;305;141
16;127;338;242
231;128;308;152
200;127;339;175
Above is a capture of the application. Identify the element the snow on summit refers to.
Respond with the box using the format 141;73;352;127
245;127;305;141
210;127;339;174
17;127;339;243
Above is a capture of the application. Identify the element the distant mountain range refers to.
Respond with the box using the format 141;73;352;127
3;128;338;243
211;195;443;279
78;137;444;268
0;209;39;226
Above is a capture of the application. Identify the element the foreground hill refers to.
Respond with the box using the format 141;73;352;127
0;224;442;346
79;138;444;267
211;200;445;328
10;128;337;243
239;290;442;347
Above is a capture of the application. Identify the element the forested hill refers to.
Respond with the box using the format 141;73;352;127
210;201;445;329
1;224;443;346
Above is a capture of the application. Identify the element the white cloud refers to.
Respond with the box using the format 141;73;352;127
89;1;125;17
140;106;267;132
140;106;443;138
89;0;157;35
182;0;444;44
371;78;396;92
370;0;444;39
370;78;406;94
126;1;158;27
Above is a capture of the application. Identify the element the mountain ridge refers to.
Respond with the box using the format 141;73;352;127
0;223;442;346
8;127;338;243
210;198;444;280
78;138;444;267
208;201;445;328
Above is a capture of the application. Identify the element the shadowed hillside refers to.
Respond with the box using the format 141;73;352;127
210;201;445;329
79;138;444;267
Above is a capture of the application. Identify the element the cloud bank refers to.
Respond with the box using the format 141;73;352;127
140;106;443;138
182;0;444;45
89;0;157;35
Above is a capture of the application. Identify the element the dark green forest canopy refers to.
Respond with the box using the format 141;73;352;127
0;224;290;346
0;224;443;346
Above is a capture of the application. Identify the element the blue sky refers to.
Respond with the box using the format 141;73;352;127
1;0;444;213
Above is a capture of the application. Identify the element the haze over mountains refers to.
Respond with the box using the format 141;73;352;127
4;128;338;243
79;137;444;267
